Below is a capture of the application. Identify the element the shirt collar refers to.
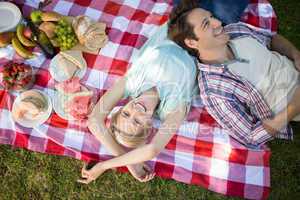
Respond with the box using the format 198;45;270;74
197;62;226;73
197;41;249;74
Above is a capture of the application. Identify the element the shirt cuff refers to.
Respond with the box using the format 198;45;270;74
250;122;274;147
275;124;294;140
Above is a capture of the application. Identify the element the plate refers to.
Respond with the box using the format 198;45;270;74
12;89;53;128
0;2;22;33
49;53;87;82
52;88;76;121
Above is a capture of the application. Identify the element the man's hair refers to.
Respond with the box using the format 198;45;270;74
168;0;199;57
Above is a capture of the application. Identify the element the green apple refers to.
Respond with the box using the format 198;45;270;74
30;10;42;24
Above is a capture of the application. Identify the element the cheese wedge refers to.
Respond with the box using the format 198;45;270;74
60;50;87;69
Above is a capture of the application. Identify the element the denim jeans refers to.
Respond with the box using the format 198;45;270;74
172;0;249;25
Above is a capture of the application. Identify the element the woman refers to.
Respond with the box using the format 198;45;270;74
78;36;198;183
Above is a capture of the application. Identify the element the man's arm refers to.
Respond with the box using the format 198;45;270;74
204;95;273;147
263;87;300;135
226;23;300;70
271;34;300;70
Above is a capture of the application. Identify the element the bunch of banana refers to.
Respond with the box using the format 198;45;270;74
13;24;36;59
0;24;36;59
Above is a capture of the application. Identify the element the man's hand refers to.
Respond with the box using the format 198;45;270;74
271;34;300;71
127;163;155;182
262;119;279;136
77;163;107;184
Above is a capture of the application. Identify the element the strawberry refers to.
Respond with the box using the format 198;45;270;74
17;65;24;72
20;78;30;85
16;73;23;81
8;70;14;77
24;66;31;73
13;84;23;90
12;65;18;73
2;81;8;87
23;75;32;83
2;71;9;77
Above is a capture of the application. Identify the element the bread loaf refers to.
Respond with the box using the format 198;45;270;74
72;16;92;44
72;15;108;51
39;22;56;38
41;11;62;22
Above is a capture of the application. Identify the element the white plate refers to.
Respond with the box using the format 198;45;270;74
52;86;93;121
12;89;53;128
52;89;76;121
49;54;87;82
0;2;22;33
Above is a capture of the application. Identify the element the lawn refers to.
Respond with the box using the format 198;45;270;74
0;0;300;199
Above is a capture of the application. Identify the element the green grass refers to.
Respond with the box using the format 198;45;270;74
1;1;300;199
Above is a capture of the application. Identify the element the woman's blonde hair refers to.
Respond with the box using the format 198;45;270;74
109;107;151;148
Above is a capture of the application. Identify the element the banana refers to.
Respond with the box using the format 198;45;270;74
16;24;36;47
12;37;35;59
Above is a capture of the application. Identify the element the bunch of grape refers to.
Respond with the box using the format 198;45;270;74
54;19;78;50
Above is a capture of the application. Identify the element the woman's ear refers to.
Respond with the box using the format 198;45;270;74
184;38;198;50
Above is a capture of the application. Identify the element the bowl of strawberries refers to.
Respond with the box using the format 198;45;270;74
0;61;35;92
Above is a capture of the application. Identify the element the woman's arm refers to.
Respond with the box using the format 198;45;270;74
88;77;128;156
78;105;187;184
87;78;152;181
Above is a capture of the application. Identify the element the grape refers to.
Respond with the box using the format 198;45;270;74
54;19;78;50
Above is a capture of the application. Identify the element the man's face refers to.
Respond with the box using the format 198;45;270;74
185;8;230;52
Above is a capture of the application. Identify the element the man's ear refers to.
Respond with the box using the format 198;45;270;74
184;38;198;49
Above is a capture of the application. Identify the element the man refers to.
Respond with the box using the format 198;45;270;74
168;2;300;148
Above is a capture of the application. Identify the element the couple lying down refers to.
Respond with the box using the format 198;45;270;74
78;2;300;183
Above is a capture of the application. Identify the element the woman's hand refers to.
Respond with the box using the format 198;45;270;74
87;115;101;136
128;163;156;182
77;163;107;184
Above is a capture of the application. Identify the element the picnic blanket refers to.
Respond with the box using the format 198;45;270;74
0;0;278;199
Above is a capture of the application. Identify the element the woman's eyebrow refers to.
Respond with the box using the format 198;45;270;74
133;117;141;124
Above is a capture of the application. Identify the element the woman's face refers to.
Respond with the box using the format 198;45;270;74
115;94;157;136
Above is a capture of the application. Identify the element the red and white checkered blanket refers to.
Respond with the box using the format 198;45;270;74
0;0;278;199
